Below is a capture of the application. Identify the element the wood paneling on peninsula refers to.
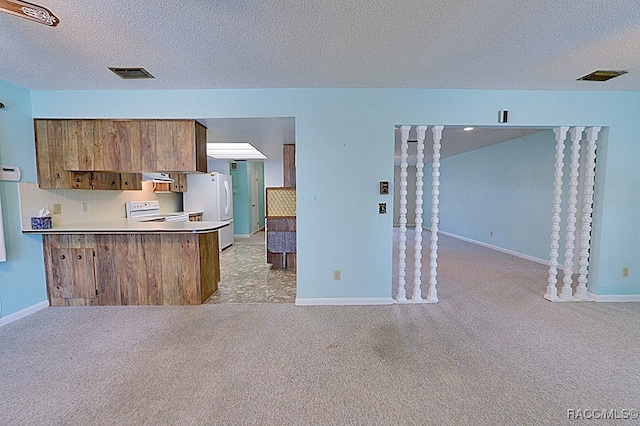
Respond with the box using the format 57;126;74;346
43;231;219;306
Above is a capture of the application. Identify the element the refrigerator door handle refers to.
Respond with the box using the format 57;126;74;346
224;179;230;218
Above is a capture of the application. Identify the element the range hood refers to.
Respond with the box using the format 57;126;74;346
141;173;174;183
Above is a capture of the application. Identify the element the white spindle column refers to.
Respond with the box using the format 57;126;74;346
545;126;569;302
559;127;584;301
396;125;411;303
575;126;600;301
427;125;443;303
412;126;427;302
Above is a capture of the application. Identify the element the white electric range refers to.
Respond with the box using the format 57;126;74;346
125;201;189;222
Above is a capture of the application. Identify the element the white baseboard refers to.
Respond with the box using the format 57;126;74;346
0;300;49;328
436;230;565;270
295;297;395;306
587;293;640;302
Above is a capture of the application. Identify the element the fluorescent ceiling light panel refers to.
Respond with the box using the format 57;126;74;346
207;143;267;160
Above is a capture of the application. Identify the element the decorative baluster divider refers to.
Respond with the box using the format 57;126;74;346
412;126;428;302
545;126;569;302
575;126;600;301
427;125;444;303
396;125;411;303
559;127;585;301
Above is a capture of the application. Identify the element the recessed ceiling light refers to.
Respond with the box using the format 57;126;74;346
577;70;628;82
109;67;154;79
207;143;267;160
0;0;58;26
463;127;474;131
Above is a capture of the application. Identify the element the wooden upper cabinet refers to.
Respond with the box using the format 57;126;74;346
283;144;296;187
35;120;143;190
35;119;206;190
36;119;207;174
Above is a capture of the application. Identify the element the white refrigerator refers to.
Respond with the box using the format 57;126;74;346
184;172;234;251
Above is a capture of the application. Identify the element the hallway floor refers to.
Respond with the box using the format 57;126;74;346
206;231;297;303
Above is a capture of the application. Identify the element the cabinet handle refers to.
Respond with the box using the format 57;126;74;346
76;178;82;182
77;255;82;260
60;255;66;259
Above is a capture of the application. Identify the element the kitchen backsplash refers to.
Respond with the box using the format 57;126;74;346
17;182;181;230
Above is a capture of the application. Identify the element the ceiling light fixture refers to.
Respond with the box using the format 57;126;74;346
463;127;474;131
577;70;628;82
0;0;58;26
207;143;267;160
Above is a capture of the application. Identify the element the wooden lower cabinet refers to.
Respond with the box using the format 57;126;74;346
48;246;98;303
43;231;219;306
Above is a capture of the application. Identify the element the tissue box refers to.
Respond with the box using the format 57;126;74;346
31;217;52;230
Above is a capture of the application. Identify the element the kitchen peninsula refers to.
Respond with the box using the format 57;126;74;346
25;219;227;306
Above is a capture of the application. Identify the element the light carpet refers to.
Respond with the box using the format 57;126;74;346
1;231;639;425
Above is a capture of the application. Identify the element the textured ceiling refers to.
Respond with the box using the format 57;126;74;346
1;0;639;91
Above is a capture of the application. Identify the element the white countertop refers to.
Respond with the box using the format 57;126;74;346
22;218;230;235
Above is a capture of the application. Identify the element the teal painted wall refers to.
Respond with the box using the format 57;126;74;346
23;87;640;301
250;161;266;230
435;130;557;261
231;161;265;236
230;162;250;235
0;80;48;318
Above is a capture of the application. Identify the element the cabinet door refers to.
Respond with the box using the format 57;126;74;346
169;173;188;192
62;120;96;171
49;248;97;300
35;120;67;189
69;172;93;190
120;173;142;190
91;172;121;190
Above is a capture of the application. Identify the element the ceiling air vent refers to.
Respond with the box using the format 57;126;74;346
577;70;627;82
109;67;154;79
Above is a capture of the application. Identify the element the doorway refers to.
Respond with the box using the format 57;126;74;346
251;169;260;234
391;125;600;302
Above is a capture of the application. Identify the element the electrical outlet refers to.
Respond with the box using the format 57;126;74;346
53;203;62;215
490;230;494;236
333;270;341;280
622;267;629;277
81;202;88;212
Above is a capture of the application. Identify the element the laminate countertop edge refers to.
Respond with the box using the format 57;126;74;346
23;219;230;235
